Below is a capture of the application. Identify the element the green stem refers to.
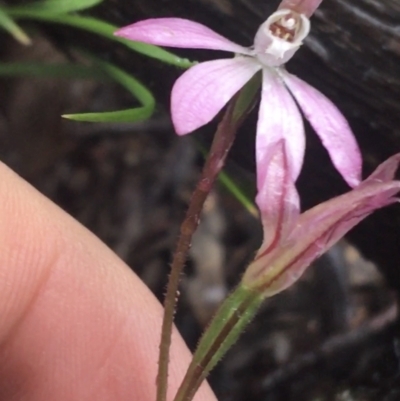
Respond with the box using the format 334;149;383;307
173;285;263;401
217;170;258;217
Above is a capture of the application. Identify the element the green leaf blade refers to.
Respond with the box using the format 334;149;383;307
63;107;153;123
8;0;104;15
218;171;258;217
64;56;156;123
5;10;195;68
0;7;31;45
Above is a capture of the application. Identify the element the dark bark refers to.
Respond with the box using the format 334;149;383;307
27;0;400;287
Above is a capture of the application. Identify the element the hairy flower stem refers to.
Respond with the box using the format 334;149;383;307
157;104;238;401
157;78;260;401
173;284;264;401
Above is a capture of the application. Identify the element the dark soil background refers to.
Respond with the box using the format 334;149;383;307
1;0;400;400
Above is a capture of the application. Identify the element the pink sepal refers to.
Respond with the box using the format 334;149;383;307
115;18;252;54
256;141;300;257
243;153;400;297
282;72;362;188
256;69;305;186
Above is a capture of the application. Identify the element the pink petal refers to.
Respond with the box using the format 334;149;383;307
171;57;261;135
243;154;400;297
276;155;400;294
293;184;399;252
115;18;251;54
256;68;305;186
282;72;362;188
255;140;300;257
250;181;399;296
278;0;323;17
267;181;400;294
363;153;400;184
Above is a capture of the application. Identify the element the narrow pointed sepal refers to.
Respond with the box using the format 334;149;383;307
243;153;400;298
256;140;300;256
282;71;362;188
256;69;305;184
115;18;252;54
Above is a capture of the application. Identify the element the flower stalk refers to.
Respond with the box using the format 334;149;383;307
156;78;259;401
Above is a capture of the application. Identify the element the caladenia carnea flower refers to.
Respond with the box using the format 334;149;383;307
172;146;400;401
115;0;361;189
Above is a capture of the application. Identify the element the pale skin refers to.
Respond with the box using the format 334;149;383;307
0;162;216;401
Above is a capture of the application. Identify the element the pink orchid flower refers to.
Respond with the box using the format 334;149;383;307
242;142;400;296
115;0;361;190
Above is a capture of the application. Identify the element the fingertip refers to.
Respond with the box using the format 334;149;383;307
0;162;216;401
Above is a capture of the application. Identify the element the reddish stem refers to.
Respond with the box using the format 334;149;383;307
156;95;246;401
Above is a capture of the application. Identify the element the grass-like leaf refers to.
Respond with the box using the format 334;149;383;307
218;170;258;217
0;7;31;45
0;56;155;124
63;107;154;123
6;9;194;68
63;57;155;123
8;0;104;15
